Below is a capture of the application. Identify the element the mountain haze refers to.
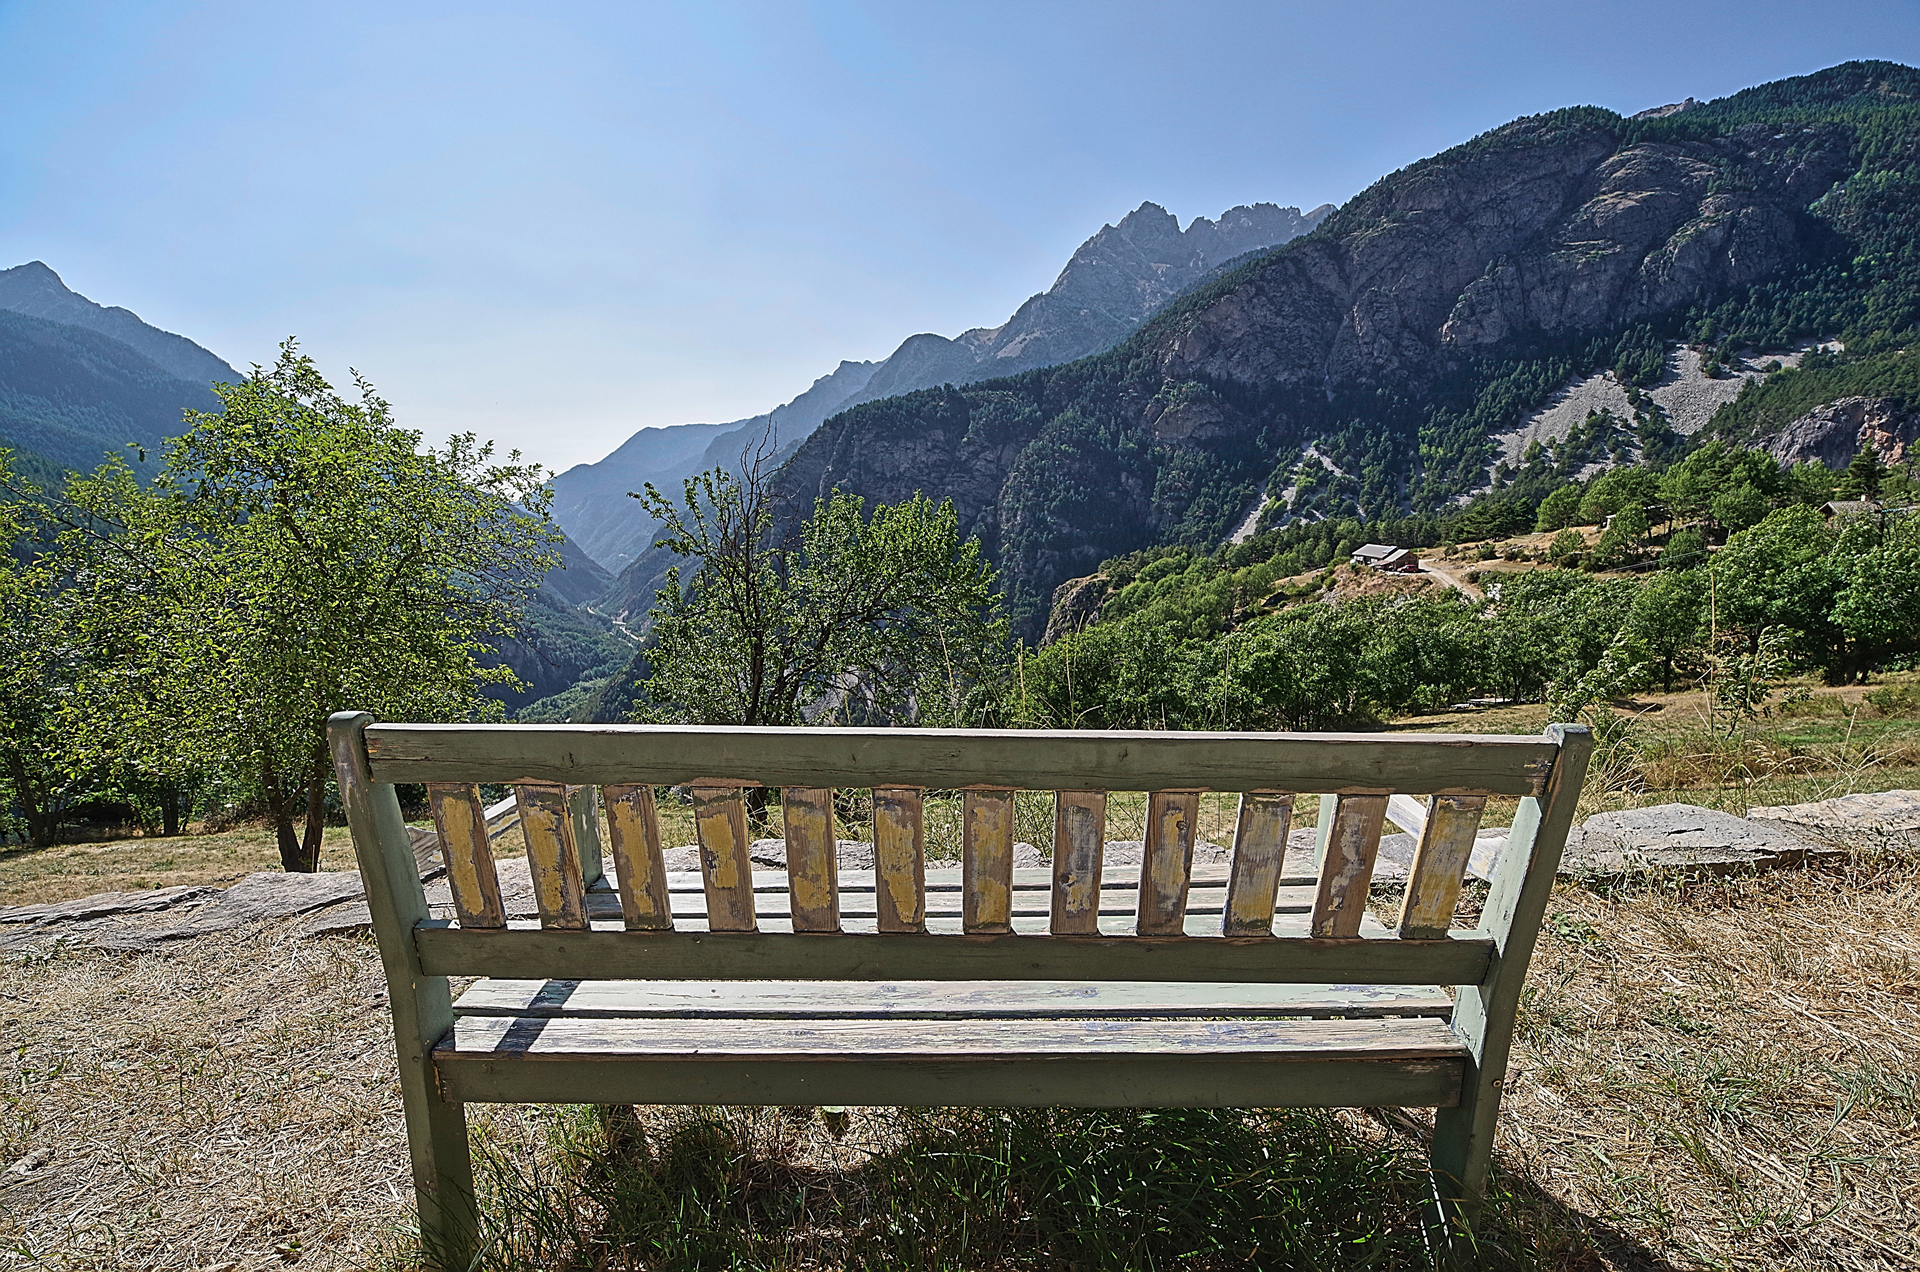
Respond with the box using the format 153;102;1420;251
0;262;237;386
555;200;1331;572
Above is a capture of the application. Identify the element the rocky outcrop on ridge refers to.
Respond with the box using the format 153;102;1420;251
1765;396;1919;468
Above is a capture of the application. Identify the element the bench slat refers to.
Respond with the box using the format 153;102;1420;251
1223;792;1294;937
414;923;1496;984
438;1038;1466;1110
426;783;506;929
515;783;588;930
1137;791;1200;936
602;784;673;930
452;977;1455;1019
963;790;1016;934
781;787;840;933
691;786;757;932
1311;794;1390;938
1050;791;1106;935
873;787;927;933
365;723;1559;795
1398;795;1488;940
567;785;605;889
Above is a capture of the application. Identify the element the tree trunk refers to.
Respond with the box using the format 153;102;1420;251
5;751;58;848
159;779;182;837
262;756;306;872
298;741;329;872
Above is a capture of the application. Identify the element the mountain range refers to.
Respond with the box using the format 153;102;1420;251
752;61;1920;635
552;199;1332;572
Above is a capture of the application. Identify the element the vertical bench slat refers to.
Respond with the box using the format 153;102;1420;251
515;782;588;930
1137;790;1200;936
1311;794;1390;938
963;789;1016;934
1050;790;1106;935
1221;792;1294;937
691;786;758;932
601;784;673;930
426;782;506;930
567;785;606;888
782;787;840;933
1397;794;1488;940
872;787;927;933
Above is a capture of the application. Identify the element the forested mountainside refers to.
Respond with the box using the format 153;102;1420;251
765;61;1920;634
0;307;224;475
0;262;237;385
558;200;1330;573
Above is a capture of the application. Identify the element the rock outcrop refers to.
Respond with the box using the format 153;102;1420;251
1765;396;1919;468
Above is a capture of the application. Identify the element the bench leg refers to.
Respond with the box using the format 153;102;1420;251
1428;1064;1496;1231
404;1077;477;1271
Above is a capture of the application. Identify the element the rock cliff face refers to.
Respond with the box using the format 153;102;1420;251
1766;397;1919;468
775;65;1910;631
556;201;1328;574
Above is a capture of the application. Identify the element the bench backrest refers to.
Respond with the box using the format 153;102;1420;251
330;718;1592;991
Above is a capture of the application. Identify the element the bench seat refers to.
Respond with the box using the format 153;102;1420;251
435;1013;1469;1108
451;977;1456;1019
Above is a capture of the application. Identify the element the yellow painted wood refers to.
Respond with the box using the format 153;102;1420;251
425;782;506;930
1051;790;1106;935
1397;795;1488;940
1223;792;1294;937
691;786;757;932
516;782;589;931
1137;790;1200;936
873;787;927;933
1311;794;1390;938
782;787;840;933
601;784;673;930
364;723;1559;795
963;789;1016;934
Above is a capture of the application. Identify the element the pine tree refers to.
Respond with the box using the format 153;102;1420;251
1839;446;1886;501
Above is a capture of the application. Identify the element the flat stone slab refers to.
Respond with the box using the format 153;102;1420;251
1560;804;1826;875
2;870;369;953
1748;789;1920;840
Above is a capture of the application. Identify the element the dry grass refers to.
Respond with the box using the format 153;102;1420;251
0;827;360;910
4;836;1917;1268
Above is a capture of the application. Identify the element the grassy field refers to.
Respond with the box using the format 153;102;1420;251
3;683;1918;1268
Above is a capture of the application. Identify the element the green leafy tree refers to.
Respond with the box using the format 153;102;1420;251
1830;512;1920;673
1546;528;1584;567
1577;466;1657;524
1710;505;1848;679
60;342;558;870
1534;484;1583;532
1591;503;1651;568
638;455;1006;730
1660;525;1709;570
1710;483;1771;532
1838;445;1887;500
1626;569;1706;691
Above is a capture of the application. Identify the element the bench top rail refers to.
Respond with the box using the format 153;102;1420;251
365;723;1558;795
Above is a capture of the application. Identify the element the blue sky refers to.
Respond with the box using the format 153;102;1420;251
1;2;1916;471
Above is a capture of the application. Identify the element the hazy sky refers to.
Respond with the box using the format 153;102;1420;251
2;2;1916;472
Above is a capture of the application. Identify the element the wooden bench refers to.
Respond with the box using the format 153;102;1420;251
328;713;1591;1266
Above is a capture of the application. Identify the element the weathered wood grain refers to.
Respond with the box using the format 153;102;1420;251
515;783;588;930
1222;792;1294;937
566;785;606;889
439;1042;1465;1110
414;922;1496;985
963;789;1016;934
364;723;1558;795
1397;795;1487;940
1051;791;1106;935
426;782;506;929
781;787;840;933
453;977;1456;1019
601;784;672;930
1386;792;1430;837
873;787;927;933
1311;794;1391;938
1136;791;1200;936
690;786;757;932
